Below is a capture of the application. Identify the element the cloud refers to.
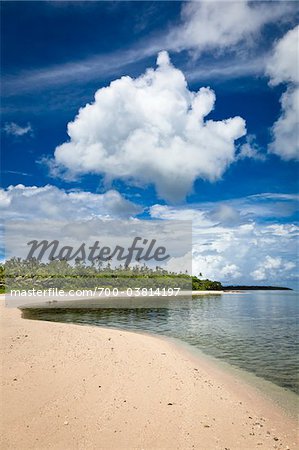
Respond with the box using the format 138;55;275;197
3;2;296;97
266;26;299;160
151;192;299;223
0;185;141;220
186;55;267;82
51;52;246;202
3;122;32;137
150;198;298;286
207;204;241;226
1;185;297;285
1;186;190;276
251;256;296;281
167;1;294;56
237;135;266;161
267;26;299;86
2;46;158;97
268;86;299;160
3;170;32;177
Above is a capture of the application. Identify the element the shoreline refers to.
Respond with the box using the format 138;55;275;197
1;299;298;449
162;333;298;419
20;303;299;416
4;290;241;309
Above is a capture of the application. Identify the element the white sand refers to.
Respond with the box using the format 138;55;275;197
1;300;297;449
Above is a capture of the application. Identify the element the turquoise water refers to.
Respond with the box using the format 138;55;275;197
21;291;299;394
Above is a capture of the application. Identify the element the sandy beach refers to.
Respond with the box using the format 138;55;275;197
0;299;298;450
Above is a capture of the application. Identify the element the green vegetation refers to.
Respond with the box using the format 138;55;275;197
223;285;291;291
0;258;223;293
192;276;222;291
0;263;4;294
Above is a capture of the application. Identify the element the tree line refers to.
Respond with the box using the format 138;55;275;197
0;258;223;293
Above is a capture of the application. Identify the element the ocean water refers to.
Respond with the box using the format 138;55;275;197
21;291;299;394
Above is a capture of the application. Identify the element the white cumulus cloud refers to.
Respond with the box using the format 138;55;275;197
150;202;298;286
52;52;246;201
267;26;299;86
251;256;296;281
167;1;295;55
266;26;299;160
0;185;141;220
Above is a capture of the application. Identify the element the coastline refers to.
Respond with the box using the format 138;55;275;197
4;290;240;309
1;298;298;449
164;334;299;419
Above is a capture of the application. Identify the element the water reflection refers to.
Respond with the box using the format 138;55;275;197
21;291;299;394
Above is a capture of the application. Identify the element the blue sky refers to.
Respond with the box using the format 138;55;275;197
1;1;298;286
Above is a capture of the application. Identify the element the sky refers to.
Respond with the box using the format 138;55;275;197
1;1;299;287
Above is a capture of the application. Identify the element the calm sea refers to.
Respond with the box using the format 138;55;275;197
21;291;299;394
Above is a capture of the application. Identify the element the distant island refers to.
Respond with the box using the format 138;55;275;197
223;285;292;291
